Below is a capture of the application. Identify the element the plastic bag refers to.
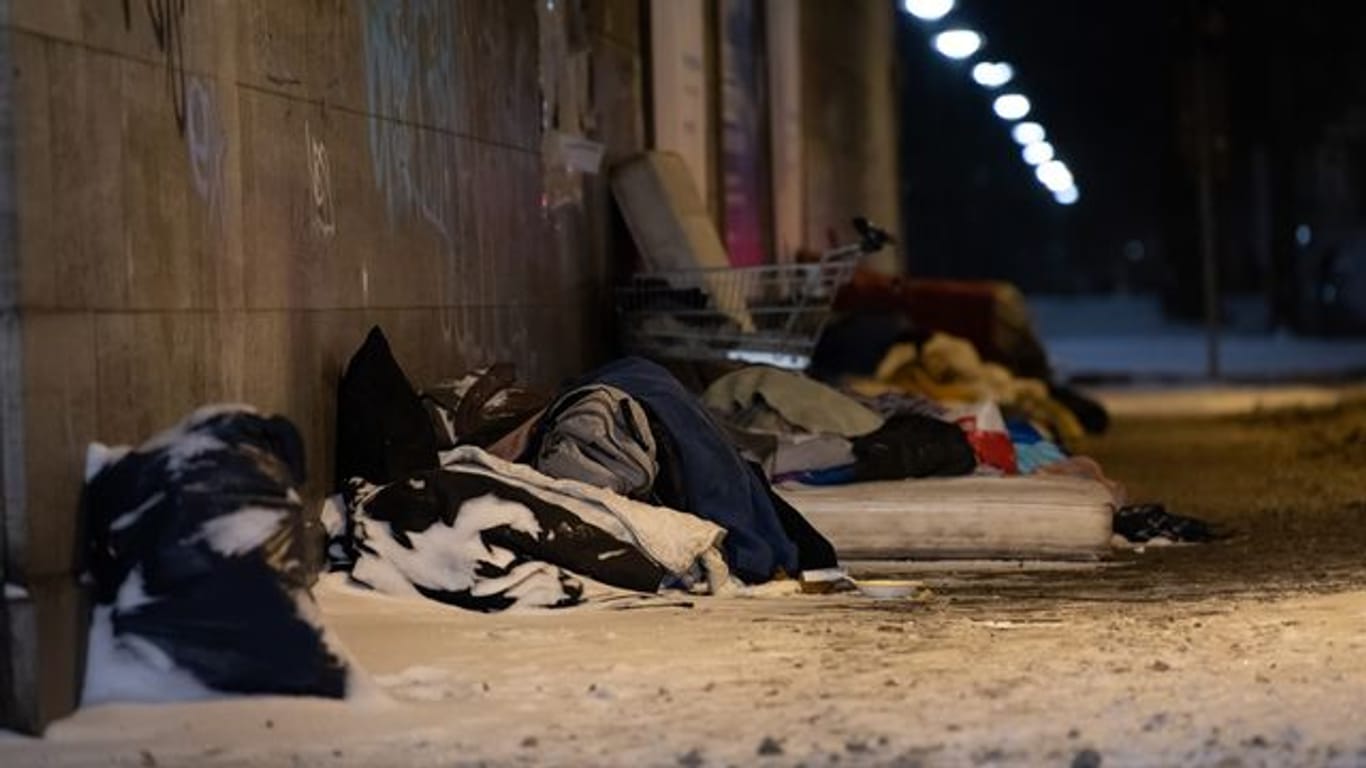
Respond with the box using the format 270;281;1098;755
944;401;1018;475
335;326;439;490
84;405;348;698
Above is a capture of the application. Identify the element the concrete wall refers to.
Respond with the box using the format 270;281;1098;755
0;0;897;734
0;0;643;734
802;0;902;267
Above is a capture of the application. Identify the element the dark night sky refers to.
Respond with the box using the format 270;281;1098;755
898;0;1366;327
897;1;1173;293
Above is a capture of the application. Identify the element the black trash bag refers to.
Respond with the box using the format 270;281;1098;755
335;326;439;491
85;406;349;698
850;413;978;482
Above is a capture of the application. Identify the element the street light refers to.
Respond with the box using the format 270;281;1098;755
971;62;1013;88
1011;122;1045;145
1022;141;1054;166
1035;160;1073;192
904;0;954;21
911;11;1080;207
932;29;983;60
992;93;1031;120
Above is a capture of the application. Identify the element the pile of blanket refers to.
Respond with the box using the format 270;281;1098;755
326;328;839;612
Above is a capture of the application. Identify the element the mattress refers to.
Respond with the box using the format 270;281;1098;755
777;475;1115;560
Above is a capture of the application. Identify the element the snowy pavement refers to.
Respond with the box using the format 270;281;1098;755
1090;382;1366;418
1029;294;1366;381
1046;332;1366;382
6;372;1366;767
4;574;1366;767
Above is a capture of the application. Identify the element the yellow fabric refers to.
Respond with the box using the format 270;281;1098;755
867;332;1084;447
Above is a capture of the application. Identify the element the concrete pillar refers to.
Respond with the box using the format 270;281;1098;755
0;7;89;734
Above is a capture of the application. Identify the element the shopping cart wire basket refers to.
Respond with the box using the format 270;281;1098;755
617;218;894;370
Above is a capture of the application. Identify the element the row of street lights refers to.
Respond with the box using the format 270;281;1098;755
905;0;1080;206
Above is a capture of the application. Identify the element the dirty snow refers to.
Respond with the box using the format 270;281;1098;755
4;572;1365;767
80;607;218;706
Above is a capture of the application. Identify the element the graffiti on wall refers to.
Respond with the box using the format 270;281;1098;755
360;0;479;353
246;1;302;87
146;0;190;133
359;0;456;247
305;121;337;237
122;0;192;133
185;76;226;217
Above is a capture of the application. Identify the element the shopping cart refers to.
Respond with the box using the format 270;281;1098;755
616;217;894;370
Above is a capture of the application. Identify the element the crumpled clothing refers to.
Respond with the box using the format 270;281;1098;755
534;385;658;498
703;366;884;438
422;363;549;450
844;389;948;420
448;448;728;587
554;357;825;581
1008;419;1069;474
1014;440;1068;475
869;334;1085;447
712;418;855;478
772;433;857;476
850;412;977;481
486;408;545;461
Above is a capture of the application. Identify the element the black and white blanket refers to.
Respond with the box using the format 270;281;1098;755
84;405;350;699
339;447;729;612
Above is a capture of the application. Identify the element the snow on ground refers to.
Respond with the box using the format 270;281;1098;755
1091;383;1366;418
1032;293;1366;416
4;573;1366;767
1047;333;1366;381
1029;294;1366;381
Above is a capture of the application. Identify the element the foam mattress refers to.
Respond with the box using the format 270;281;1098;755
777;475;1115;560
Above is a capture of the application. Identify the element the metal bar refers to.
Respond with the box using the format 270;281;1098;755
1194;42;1221;380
